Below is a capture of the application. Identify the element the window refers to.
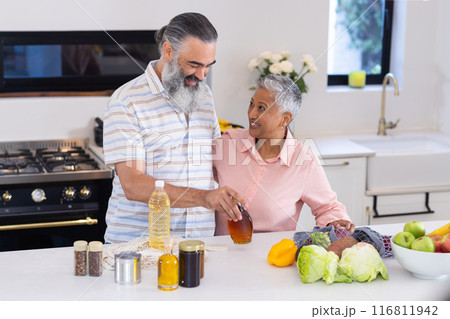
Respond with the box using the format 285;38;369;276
327;0;394;85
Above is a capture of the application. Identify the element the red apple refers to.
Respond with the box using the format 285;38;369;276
441;234;450;253
428;234;443;252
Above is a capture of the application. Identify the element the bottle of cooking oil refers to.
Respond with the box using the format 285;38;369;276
148;180;170;250
158;237;178;291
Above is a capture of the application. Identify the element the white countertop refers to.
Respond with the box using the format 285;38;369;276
0;220;449;301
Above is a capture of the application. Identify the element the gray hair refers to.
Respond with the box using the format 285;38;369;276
256;74;302;119
155;12;218;55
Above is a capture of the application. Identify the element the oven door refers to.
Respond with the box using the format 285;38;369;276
0;210;105;251
0;179;111;252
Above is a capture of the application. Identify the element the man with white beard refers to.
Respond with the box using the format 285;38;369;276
103;12;244;243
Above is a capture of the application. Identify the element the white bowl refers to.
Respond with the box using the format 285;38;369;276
390;238;450;280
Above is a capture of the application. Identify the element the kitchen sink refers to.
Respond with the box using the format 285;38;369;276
351;132;450;190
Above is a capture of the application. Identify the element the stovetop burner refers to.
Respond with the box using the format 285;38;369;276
0;139;113;184
36;147;99;173
0;150;44;176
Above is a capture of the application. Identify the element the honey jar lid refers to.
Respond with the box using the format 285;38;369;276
74;240;88;251
179;240;204;252
89;241;103;252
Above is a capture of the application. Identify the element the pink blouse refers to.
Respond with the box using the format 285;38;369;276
213;129;351;235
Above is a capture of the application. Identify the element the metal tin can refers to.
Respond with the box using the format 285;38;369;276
114;251;141;285
178;240;203;287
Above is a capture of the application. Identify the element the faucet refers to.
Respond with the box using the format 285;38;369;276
377;73;400;136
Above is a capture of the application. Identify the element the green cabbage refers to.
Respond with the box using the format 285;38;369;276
297;242;389;284
297;245;339;284
338;243;389;282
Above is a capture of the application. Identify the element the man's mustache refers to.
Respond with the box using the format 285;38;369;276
185;74;202;83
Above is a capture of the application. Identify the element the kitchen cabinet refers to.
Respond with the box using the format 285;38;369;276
367;191;450;225
297;157;368;230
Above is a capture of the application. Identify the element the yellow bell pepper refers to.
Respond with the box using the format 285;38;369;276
267;239;298;267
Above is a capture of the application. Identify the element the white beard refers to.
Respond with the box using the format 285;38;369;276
161;58;210;115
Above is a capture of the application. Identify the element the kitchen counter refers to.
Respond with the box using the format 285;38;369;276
310;135;375;159
0;220;449;301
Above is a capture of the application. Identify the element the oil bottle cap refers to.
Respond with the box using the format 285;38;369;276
155;180;164;188
74;240;88;251
89;241;103;252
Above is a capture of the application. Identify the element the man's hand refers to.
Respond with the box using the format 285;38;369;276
327;219;355;234
203;186;245;222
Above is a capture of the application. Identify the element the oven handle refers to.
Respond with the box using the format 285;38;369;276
0;217;98;231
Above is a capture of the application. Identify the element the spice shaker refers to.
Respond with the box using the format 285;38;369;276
178;240;202;288
74;240;87;276
88;241;103;277
114;251;142;285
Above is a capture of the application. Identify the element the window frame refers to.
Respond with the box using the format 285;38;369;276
327;0;394;86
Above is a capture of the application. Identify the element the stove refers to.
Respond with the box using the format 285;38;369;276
0;139;113;251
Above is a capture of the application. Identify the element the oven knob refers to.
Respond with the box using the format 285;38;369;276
31;188;46;203
64;187;76;200
2;191;12;202
79;186;91;199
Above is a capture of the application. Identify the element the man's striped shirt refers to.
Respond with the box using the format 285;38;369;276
103;60;220;243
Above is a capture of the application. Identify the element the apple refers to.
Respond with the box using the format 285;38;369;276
441;234;450;253
403;221;426;238
411;236;435;253
428;234;443;252
393;231;416;249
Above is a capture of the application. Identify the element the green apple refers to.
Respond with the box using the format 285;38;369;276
393;231;416;249
411;236;435;253
403;221;426;238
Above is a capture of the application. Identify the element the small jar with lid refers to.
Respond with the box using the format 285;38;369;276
74;240;87;276
197;241;205;278
178;240;203;288
88;241;103;277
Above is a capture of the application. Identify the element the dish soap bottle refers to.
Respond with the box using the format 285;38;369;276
149;180;170;250
158;237;179;291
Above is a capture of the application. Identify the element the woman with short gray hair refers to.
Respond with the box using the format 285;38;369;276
214;75;355;235
256;74;302;119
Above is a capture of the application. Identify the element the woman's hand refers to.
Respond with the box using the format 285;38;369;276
327;219;355;234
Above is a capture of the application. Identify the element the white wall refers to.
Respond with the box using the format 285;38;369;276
0;0;447;142
435;0;450;134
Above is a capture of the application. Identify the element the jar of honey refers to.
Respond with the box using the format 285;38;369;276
227;203;253;244
178;240;202;288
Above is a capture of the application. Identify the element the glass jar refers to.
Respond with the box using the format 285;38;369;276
178;240;202;288
74;240;87;276
228;203;253;244
88;241;103;277
158;238;178;291
198;241;205;278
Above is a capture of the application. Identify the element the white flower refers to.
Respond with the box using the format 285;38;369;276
280;50;291;59
301;54;318;73
248;58;260;70
308;64;318;73
269;53;283;64
279;60;293;73
269;62;282;74
259;51;272;60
